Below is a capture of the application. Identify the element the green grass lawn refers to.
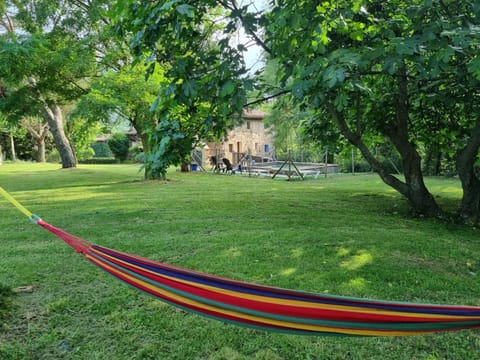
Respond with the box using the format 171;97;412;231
0;163;479;359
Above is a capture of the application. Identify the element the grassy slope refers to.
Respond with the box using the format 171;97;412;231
0;163;479;359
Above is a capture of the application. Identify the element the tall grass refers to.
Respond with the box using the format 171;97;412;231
0;163;479;359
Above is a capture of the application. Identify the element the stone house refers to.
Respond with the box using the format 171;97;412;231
203;109;274;168
93;109;274;169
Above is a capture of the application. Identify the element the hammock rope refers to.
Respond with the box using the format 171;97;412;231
1;185;479;337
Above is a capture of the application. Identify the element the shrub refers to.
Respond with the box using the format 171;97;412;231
91;141;113;158
79;157;117;164
107;133;129;162
76;147;95;161
340;159;372;173
129;144;144;163
46;149;61;163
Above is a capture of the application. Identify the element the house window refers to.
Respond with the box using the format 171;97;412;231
237;142;242;153
264;144;270;153
255;143;258;152
246;121;251;129
229;144;233;152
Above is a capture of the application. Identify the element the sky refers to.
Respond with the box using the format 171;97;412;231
240;0;269;74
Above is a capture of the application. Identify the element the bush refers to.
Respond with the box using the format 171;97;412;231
46;149;61;163
79;157;117;164
107;133;130;162
91;141;113;158
129;144;144;163
340;159;372;173
76;147;95;161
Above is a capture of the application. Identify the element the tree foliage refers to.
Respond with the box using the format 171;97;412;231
111;0;480;221
1;0;479;222
20;116;49;162
261;0;480;222
0;0;100;168
112;0;253;178
75;64;164;176
107;132;130;162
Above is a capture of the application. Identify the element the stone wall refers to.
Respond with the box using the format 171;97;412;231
204;110;274;168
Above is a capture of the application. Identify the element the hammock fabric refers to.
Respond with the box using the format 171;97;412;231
1;186;480;337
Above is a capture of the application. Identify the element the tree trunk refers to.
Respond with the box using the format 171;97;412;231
37;138;46;163
383;66;441;216
393;139;441;216
327;67;441;217
457;165;480;224
131;120;159;180
0;144;3;164
43;103;76;168
456;120;480;223
24;121;49;163
181;163;190;172
9;131;16;162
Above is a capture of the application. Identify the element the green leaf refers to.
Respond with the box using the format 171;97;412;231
220;80;235;97
334;93;348;111
149;97;160;112
159;135;171;154
291;80;305;98
350;31;364;41
323;66;345;88
467;57;480;80
335;68;345;83
160;0;181;11
392;38;418;56
383;57;399;75
176;4;194;18
182;80;197;98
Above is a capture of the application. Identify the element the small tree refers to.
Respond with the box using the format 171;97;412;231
20;116;49;163
74;65;163;177
107;132;129;162
65;114;100;161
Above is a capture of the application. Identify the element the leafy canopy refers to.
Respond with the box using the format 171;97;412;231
111;0;254;178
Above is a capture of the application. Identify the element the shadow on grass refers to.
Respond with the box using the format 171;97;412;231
0;284;15;321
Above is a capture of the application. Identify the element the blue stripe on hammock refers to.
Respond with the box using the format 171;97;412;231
91;245;480;317
86;251;480;332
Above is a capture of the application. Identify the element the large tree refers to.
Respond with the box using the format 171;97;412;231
261;0;480;221
0;1;104;168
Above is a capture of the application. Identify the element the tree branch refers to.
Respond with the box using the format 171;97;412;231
0;12;15;33
70;0;111;26
244;89;290;107
215;0;272;55
325;100;409;196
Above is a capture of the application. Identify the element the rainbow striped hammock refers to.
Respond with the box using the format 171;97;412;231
1;187;480;337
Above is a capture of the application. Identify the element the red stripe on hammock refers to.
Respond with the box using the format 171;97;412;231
90;247;472;324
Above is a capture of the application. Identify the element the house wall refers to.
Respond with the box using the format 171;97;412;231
204;110;274;168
